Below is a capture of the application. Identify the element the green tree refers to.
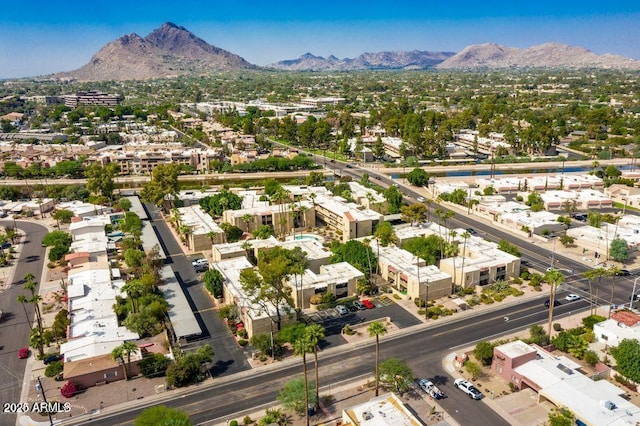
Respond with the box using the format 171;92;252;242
378;358;414;395
277;378;317;416
165;344;213;388
384;185;403;214
138;353;171;378
464;360;482;380
253;224;274;239
220;222;244;243
134;405;192;426
240;247;295;331
202;269;224;298
610;238;629;263
368;321;388;397
548;407;574;426
199;190;243;217
85;163;118;201
124;249;146;269
330;240;377;274
611;339;640;382
400;203;428;226
474;341;496;366
526;324;550;346
140;164;181;206
406;168;430;186
52;209;74;225
587;211;603;228
374;221;398;247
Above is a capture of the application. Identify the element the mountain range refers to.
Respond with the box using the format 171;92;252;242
58;23;640;81
267;50;456;71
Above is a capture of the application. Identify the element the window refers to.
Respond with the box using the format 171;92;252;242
104;371;118;379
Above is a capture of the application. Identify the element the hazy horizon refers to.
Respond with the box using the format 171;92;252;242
2;1;640;79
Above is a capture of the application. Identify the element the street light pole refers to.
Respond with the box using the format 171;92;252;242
630;277;640;309
36;376;54;426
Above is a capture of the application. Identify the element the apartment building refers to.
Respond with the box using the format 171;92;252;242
347;182;387;211
299;97;345;108
222;201;315;236
176;205;225;251
371;239;452;301
439;234;521;288
539;190;612;211
314;194;382;242
212;236;331;274
605;184;640;208
213;256;296;338
289;262;364;310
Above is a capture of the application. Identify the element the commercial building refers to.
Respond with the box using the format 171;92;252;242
593;311;640;347
63;91;121;108
342;392;424;426
492;341;640;426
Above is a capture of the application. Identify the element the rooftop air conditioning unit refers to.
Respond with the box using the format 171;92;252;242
362;411;374;421
603;400;616;410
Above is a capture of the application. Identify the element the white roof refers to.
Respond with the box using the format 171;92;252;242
315;194;382;222
159;266;202;338
69;215;111;233
293;262;364;290
495;340;536;359
57;201;107;217
213;256;293;320
177;205;223;236
344;392;424;426
371;239;451;284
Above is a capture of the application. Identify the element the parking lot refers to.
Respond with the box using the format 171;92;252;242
302;296;422;349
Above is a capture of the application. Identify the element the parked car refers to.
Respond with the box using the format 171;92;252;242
545;299;561;308
44;354;63;365
0;242;10;249
352;301;367;310
616;269;630;276
565;294;580;302
454;378;483;400
418;379;445;400
18;347;30;359
362;299;375;309
465;228;476;235
335;305;348;315
417;196;426;202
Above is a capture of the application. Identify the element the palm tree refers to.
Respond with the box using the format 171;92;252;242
179;225;192;248
368;321;388;397
5;227;17;244
111;341;139;381
304;324;325;408
169;208;180;230
206;230;219;247
544;269;565;337
584;268;606;315
607;266;621;318
293;337;314;426
241;213;254;234
24;275;43;334
448;230;459;284
16;294;32;327
460;231;471;288
29;327;45;358
363;238;373;279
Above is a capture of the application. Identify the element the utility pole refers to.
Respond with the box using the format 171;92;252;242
36;376;54;426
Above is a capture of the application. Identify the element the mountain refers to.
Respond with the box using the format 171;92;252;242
268;50;456;71
59;22;254;81
437;42;640;70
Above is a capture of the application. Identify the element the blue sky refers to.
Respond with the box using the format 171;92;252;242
2;1;639;78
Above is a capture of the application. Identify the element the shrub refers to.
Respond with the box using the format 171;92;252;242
309;294;323;305
243;416;253;425
584;350;599;367
139;353;171;378
553;323;563;332
238;339;248;346
237;329;248;339
230;421;239;426
45;361;64;378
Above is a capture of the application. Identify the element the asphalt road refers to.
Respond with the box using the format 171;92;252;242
0;221;48;426
71;294;592;426
145;204;251;376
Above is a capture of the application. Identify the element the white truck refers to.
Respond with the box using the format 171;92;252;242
418;379;445;400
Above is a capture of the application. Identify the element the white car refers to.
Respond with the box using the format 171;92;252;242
565;294;580;302
417;197;426;202
454;378;483;400
335;305;348;315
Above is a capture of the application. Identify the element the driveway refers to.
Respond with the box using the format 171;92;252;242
144;204;251;377
0;220;48;426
